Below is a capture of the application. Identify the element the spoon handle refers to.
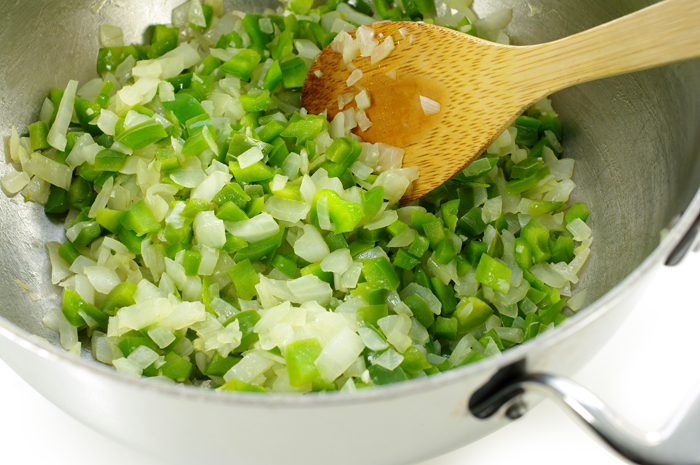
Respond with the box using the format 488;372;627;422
516;0;700;94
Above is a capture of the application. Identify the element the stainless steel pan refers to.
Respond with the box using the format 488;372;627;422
1;1;700;464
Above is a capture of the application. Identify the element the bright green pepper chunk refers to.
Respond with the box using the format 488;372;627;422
204;353;241;377
357;304;389;328
94;149;128;172
162;92;206;124
454;297;493;333
101;282;138;316
263;61;284;92
433;316;458;340
121;200;161;237
279;57;307;89
220;49;262;81
521;218;552;263
528;200;565;216
394;249;421;270
368;363;409;386
219;378;267;393
224;310;261;353
183;250;202;276
403;294;435;328
62;288;108;330
95;208;125;234
214;182;250;208
114;120;167;150
514;115;541;146
457;207;487;237
73;220;102;248
229;160;275;183
280;114;327;145
362;257;400;291
240;91;273;112
228;259;260;301
311;189;364;234
149;25;179;58
431;277;457;316
160;352;193;382
474;253;512;294
286;338;323;387
505;166;550;195
58;241;81;265
118;228;146;254
566;202;590;224
28;121;51;151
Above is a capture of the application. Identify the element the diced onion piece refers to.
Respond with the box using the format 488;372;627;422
419;95;441;116
355;90;371;110
224;351;274;383
293;224;330;263
370;36;395;64
321;248;352;274
225;213;279;242
194;211;226;248
315;327;365;382
566;218;592;241
567;289;587;311
358;327;389;351
347;69;363;87
238;146;264;169
264;196;310;223
85;266;121;294
127;345;160;369
1;170;31;194
191;170;232;202
356;110;373;132
47;80;78;151
529;263;568;288
355;25;378;57
24;153;72;190
373;347;404;370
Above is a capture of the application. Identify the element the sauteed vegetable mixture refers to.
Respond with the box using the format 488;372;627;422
2;0;592;393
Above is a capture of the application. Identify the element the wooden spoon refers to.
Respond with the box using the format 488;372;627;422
302;0;700;202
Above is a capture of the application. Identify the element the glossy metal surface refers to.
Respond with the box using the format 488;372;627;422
1;1;699;464
471;373;700;465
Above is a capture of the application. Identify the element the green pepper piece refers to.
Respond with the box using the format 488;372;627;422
256;120;287;144
219;378;267;393
228;259;260;300
214;182;250;208
357;304;389;328
280;114;326;145
44;186;69;215
453;349;485;368
161;352;193;382
279;57;307;89
310;189;364;234
461;157;498;182
368;364;409;385
514;115;541;146
413;265;434;293
550;235;574;263
538;111;563;141
148;25;179;58
154;147;180;171
454;296;493;333
528;200;565;216
162;92;206;125
216;30;243;49
234;227;284;263
407;235;429;260
403;294;435;328
434;238;458;265
510;158;543;180
28;121;51;151
101;282;138;316
300;262;334;285
72;221;102;248
262;60;284;92
285;338;322;386
394;249;421;270
58;241;81;265
566;202;590;224
271;253;297;278
239;91;273;112
74;98;102;136
220;49;262;81
422;219;445;249
441;199;460;233
457;207;487;237
62;288;108;329
350;283;385;305
514;237;533;270
400;346;432;374
118;228;145;254
95;208;125;234
506;166;550;195
229;160;274;183
409;210;437;234
538;298;567;326
182;250;202;276
114;120;167;150
215;201;248;223
431;277;457;316
362;186;384;222
349;240;375;258
204;353;241;377
362;257;400;291
323;232;348;252
120;200;161;237
433;316;458;340
521;218;552;264
474;253;511;294
94;149;128;172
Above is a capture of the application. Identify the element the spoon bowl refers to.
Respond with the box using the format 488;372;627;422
302;0;700;202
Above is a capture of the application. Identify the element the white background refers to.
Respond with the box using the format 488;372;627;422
1;251;699;465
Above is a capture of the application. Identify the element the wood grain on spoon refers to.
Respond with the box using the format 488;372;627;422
302;0;700;202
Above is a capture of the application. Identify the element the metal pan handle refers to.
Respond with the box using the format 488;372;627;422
470;372;700;465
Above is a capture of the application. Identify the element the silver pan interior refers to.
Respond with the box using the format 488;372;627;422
1;0;699;463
